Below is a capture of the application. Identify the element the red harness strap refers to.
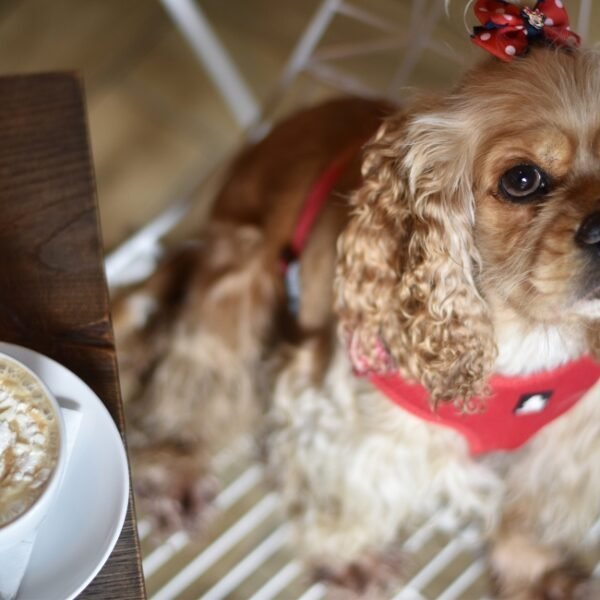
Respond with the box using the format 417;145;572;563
371;356;600;455
280;141;365;271
280;140;366;313
284;137;600;455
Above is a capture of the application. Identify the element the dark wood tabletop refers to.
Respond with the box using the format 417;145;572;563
0;73;146;598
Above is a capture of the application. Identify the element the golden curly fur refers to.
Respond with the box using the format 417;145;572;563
114;45;600;598
336;107;496;406
337;48;600;407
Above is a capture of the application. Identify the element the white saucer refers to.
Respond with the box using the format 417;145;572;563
0;343;130;600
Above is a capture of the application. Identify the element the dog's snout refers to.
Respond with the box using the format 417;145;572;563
576;212;600;252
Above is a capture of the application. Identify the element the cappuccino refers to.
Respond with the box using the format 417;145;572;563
0;359;60;527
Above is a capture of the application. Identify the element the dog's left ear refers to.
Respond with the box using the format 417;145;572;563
335;102;497;406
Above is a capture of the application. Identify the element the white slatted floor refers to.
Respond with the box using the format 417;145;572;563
137;437;600;600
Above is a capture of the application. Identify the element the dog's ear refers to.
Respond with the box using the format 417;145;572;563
335;104;497;406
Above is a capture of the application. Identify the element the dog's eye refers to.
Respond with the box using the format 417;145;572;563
499;164;548;202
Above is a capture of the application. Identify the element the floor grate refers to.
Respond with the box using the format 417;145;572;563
138;438;600;600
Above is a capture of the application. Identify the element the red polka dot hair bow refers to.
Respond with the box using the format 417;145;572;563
472;0;581;62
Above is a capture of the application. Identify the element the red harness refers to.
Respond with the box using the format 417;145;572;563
282;145;600;455
371;359;600;455
280;141;364;271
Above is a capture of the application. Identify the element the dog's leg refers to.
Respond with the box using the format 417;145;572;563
114;224;281;533
489;381;600;599
267;336;503;595
112;243;203;408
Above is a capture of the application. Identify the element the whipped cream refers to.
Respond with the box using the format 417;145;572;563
0;360;59;527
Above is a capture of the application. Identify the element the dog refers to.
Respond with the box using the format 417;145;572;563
113;3;600;597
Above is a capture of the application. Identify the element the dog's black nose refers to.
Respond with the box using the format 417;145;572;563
576;212;600;252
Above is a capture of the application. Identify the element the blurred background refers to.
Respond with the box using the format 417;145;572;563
0;1;505;261
1;1;598;260
2;1;599;598
1;0;597;265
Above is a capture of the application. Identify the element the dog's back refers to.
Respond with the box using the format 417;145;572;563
213;97;392;258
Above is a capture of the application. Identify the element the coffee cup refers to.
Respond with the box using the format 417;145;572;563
0;353;67;549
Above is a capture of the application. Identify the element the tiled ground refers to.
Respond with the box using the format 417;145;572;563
137;439;600;600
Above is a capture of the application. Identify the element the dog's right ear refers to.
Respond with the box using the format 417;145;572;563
335;105;497;406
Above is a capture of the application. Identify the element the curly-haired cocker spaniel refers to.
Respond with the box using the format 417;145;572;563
114;35;600;599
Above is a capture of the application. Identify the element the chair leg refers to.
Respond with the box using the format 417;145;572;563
159;0;259;129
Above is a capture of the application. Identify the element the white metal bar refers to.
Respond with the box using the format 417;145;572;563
394;590;427;600
274;0;342;93
305;62;383;99
409;0;426;33
159;0;259;128
426;39;465;63
403;512;450;554
137;519;152;541
578;0;593;43
215;464;263;511
584;515;600;545
248;561;303;600
437;557;486;600
252;0;341;134
337;1;402;35
297;583;328;600
393;529;480;600
310;31;462;70
311;38;407;62
198;525;290;600
389;0;445;93
105;199;189;288
151;494;278;600
144;530;189;579
592;514;600;576
311;38;462;68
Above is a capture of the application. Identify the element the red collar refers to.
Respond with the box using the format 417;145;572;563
370;357;600;455
280;140;365;272
284;142;600;455
280;139;366;313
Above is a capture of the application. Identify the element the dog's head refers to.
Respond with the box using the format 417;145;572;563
336;46;600;404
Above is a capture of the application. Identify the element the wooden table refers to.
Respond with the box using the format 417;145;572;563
0;73;146;598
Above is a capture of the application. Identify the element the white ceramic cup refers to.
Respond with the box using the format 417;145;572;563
0;353;67;549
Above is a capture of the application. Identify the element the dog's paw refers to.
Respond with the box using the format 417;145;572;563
313;549;403;599
534;566;599;600
496;563;598;600
131;445;217;536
